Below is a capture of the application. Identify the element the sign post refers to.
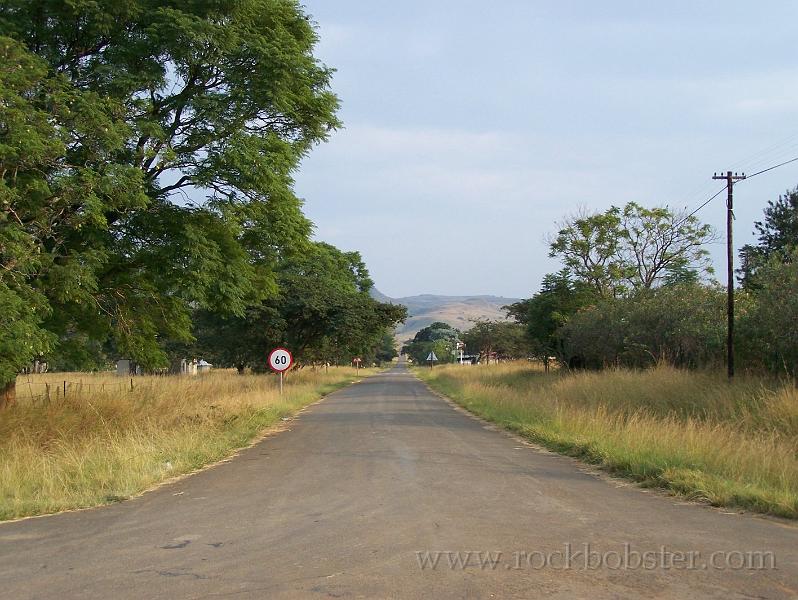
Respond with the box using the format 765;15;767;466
353;357;362;373
426;351;438;368
268;347;294;395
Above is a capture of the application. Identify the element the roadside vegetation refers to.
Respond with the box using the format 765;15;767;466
0;368;370;521
412;192;798;519
504;197;798;377
418;362;798;519
405;196;798;377
0;3;405;406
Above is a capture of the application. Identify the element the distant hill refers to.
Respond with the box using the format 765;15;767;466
370;289;521;343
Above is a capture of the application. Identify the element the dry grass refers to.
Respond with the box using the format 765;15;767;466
1;367;370;521
417;363;798;518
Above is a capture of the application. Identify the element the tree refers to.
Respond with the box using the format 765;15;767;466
739;186;798;287
549;204;715;297
1;1;339;378
462;320;528;363
0;36;143;403
274;243;405;365
191;242;407;370
190;304;282;374
549;208;625;298
558;283;726;369
374;332;399;364
738;250;798;377
618;202;715;289
402;322;459;365
506;270;595;369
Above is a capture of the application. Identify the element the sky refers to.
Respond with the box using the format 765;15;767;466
293;1;798;299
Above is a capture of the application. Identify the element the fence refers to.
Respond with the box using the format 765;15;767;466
17;378;136;404
11;368;270;406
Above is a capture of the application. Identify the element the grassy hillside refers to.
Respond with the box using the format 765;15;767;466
417;362;798;519
371;289;520;341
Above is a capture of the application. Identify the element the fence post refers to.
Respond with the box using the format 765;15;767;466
45;383;51;403
64;381;67;398
130;378;134;392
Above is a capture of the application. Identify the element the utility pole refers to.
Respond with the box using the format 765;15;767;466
712;170;746;379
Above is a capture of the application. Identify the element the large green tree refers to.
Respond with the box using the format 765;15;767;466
461;319;528;363
191;242;407;370
374;332;399;365
549;208;626;298
401;322;459;365
274;243;406;365
739;186;798;288
738;250;798;377
549;203;715;296
0;36;144;402
0;1;339;392
506;270;595;368
558;283;726;369
618;202;715;289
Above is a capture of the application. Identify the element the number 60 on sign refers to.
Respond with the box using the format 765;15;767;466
268;348;293;372
268;347;293;396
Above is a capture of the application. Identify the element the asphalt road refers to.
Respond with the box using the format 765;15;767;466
1;362;796;599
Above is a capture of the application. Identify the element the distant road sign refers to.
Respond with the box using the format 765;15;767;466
353;357;362;364
268;348;293;372
426;352;438;362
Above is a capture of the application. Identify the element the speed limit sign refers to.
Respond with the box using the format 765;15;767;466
268;347;293;372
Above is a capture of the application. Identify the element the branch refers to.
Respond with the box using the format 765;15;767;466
156;176;192;196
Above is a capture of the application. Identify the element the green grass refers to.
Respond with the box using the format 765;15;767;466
1;367;370;521
417;363;798;518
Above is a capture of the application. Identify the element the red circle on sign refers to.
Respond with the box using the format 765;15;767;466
268;347;293;372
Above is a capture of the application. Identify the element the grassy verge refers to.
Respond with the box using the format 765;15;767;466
416;363;798;518
1;367;370;521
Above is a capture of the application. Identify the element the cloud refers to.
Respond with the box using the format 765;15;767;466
296;0;798;296
300;123;672;210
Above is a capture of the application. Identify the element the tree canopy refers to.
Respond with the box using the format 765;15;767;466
505;270;595;364
0;2;410;404
558;283;726;369
739;186;798;288
1;34;145;391
511;193;798;377
549;203;715;297
737;249;798;377
1;1;345;393
461;320;528;363
190;243;407;370
402;322;459;365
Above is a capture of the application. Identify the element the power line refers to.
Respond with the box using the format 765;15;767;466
744;156;798;180
728;131;798;174
680;186;727;224
669;154;798;380
676;154;798;228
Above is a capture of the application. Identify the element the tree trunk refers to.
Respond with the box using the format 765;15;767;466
1;379;16;409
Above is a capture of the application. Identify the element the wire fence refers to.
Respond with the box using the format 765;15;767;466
17;378;136;404
11;367;329;406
